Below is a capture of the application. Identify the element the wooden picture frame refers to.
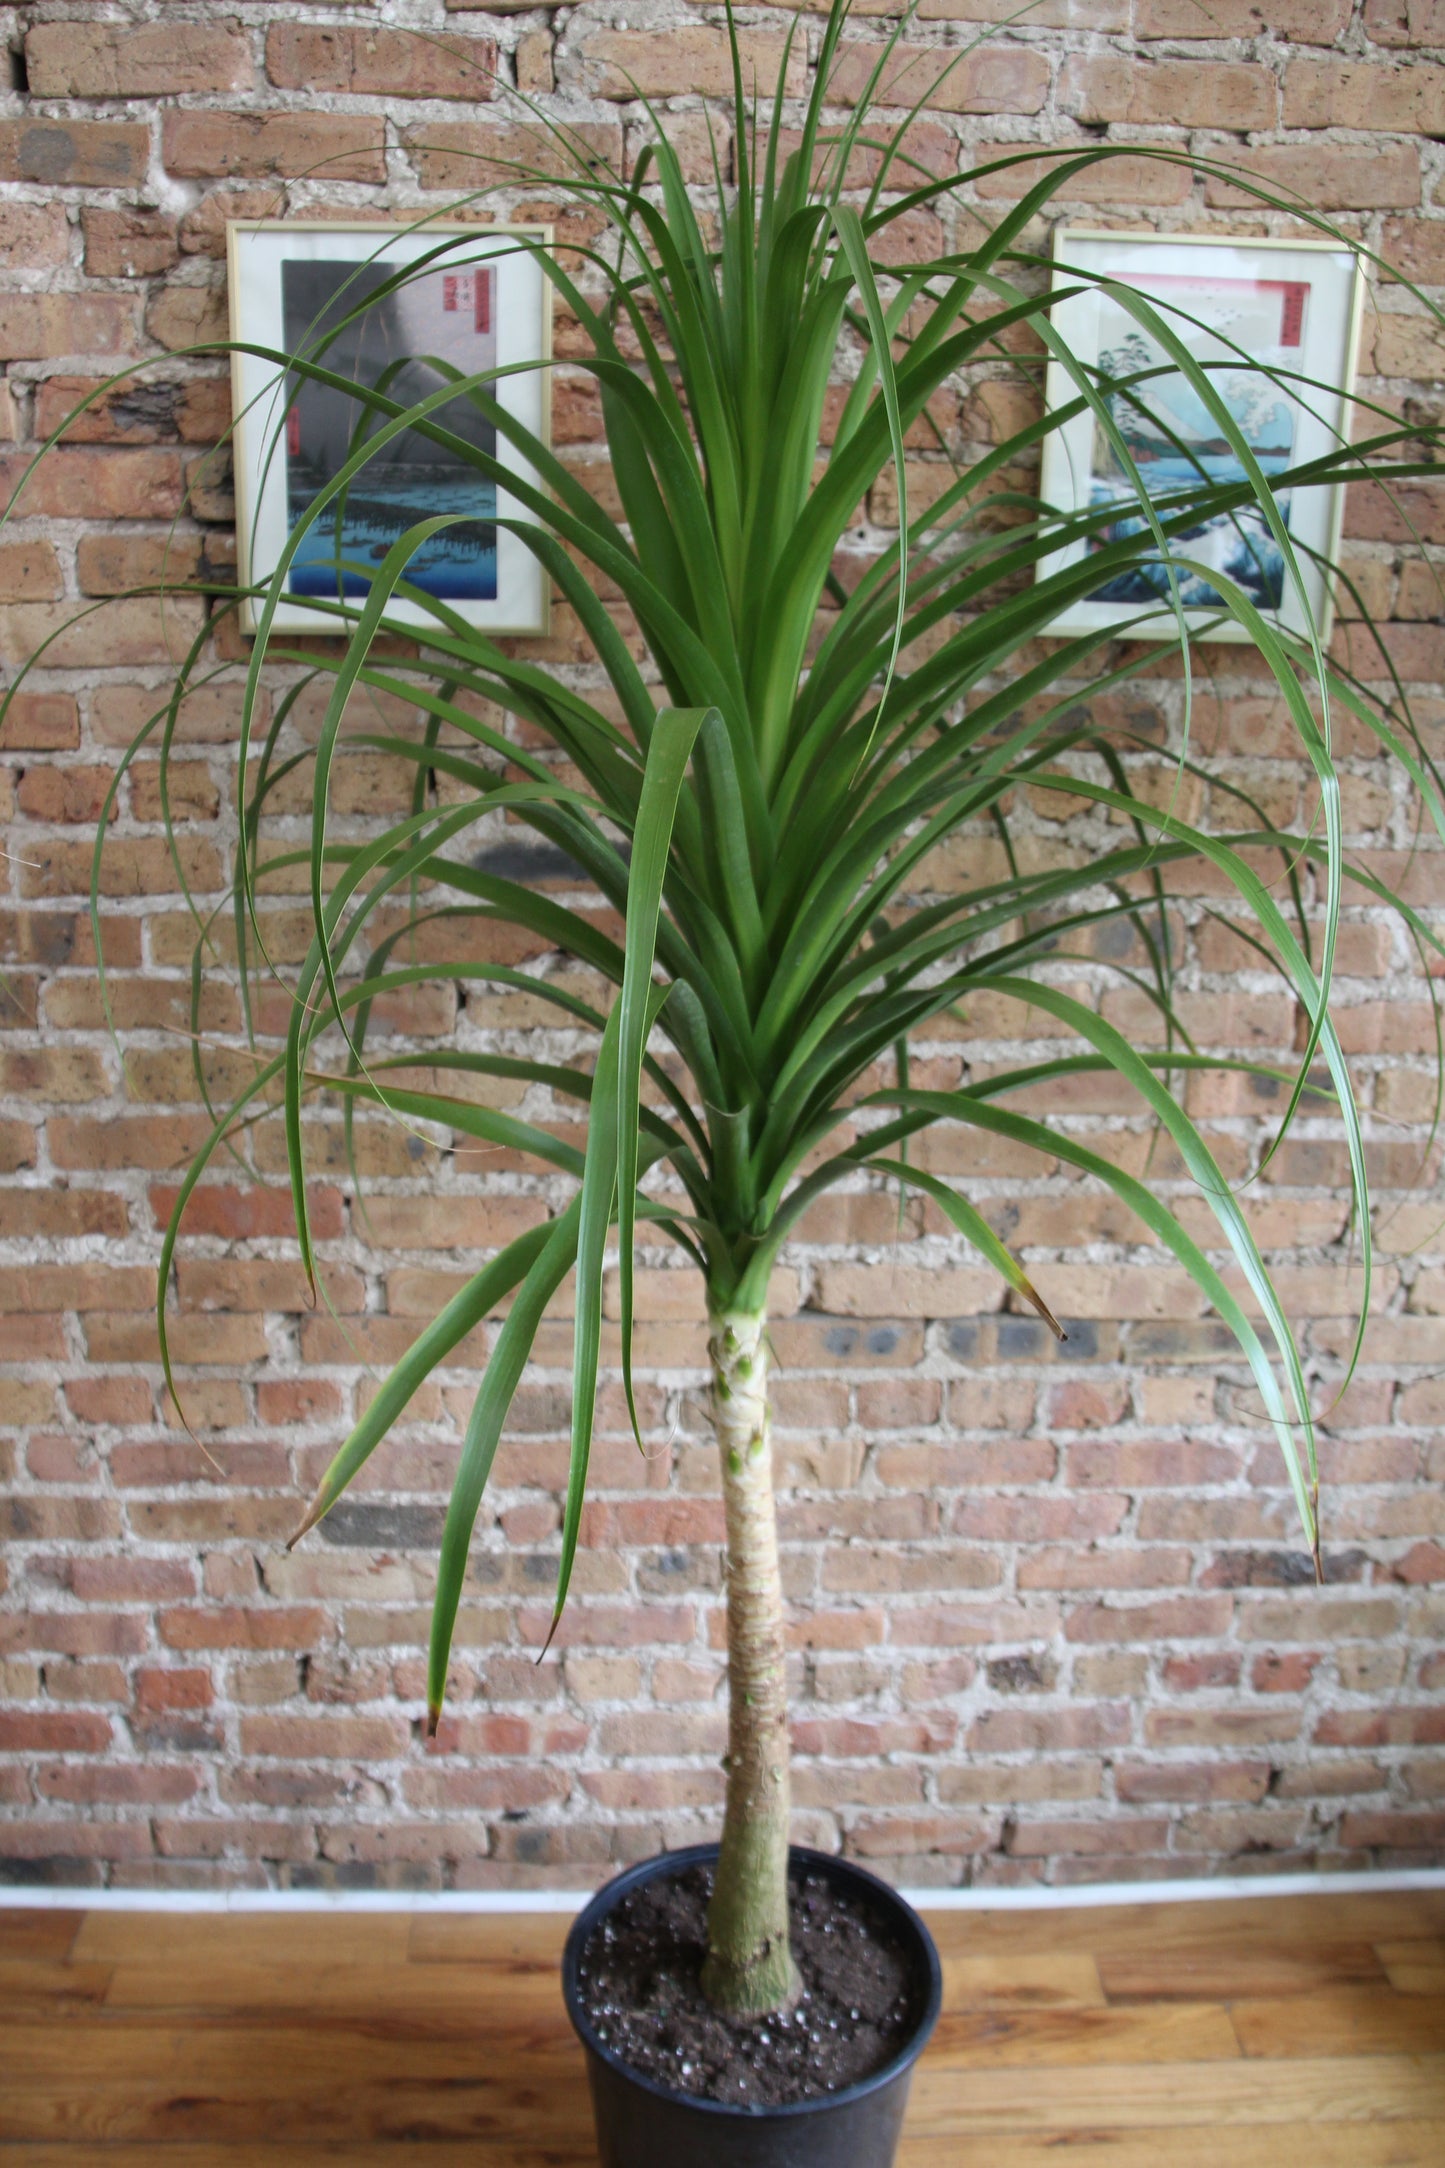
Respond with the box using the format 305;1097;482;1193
1037;228;1366;646
227;219;553;637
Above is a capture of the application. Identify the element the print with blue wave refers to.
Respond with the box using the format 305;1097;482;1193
1088;334;1294;613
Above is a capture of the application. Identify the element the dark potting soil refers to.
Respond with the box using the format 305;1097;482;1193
574;1860;922;2109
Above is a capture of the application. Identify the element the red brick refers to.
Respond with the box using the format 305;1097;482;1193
1251;1651;1323;1693
1067;1439;1243;1489
175;1258;365;1315
1167;1629;1259;1676
1148;1709;1301;1748
67;1559;194;1603
1117;1760;1271;1805
1364;0;1445;40
240;1714;410;1758
50;1112;218;1172
0;540;63;602
0;201;71;270
0;296;141;366
827;42;1048;114
158;1606;331;1652
1284;59;1445;132
0;694;79;752
974;143;1193;206
1065;1596;1233;1643
1009;1815;1171;1858
0;1711;112;1752
136;1666;213;1714
26;23;253;97
1381;217;1445;288
38;1764;199;1806
560;27;806;101
0;1820;153;1861
969;1705;1131;1753
0;448;182;521
848;1815;994;1859
1138;0;1349;31
82;208;180;280
1062;55;1274;129
404;119;622;191
22;826;219;897
265;26;497;99
0;119;149;187
147;285;229;354
1315;1708;1445;1747
1339;1809;1445;1851
162;110;387;184
1205;142;1421;211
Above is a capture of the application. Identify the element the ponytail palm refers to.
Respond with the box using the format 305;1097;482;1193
73;3;1445;2014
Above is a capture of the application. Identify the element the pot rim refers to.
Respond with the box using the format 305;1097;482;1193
561;1840;943;2122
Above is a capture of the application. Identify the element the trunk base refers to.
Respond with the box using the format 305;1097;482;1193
699;1938;801;2019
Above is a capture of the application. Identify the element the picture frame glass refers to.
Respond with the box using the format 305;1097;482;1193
228;222;551;636
1038;231;1363;645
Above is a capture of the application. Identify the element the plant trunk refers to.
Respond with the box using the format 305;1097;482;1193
699;1303;799;2018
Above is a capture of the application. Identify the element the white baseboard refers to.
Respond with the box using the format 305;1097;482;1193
1;1867;1441;1914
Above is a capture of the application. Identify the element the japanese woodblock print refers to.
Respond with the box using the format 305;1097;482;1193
229;223;551;636
1038;232;1363;645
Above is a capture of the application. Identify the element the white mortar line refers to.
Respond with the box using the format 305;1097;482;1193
2;1868;1442;1914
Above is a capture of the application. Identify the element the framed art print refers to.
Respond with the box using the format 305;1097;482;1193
227;220;552;637
1036;230;1365;645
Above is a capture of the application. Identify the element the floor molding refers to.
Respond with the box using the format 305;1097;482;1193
1;1866;1442;1913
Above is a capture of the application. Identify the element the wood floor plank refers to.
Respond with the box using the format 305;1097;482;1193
0;2152;595;2167
408;1915;571;1969
7;2136;1445;2168
928;1997;1240;2067
1097;1937;1387;2002
896;2127;1445;2168
906;2053;1445;2134
1230;1984;1445;2060
0;2019;588;2145
940;1952;1105;2010
922;1891;1445;1961
8;1894;1444;2154
1379;1941;1445;1996
0;1910;84;1963
0;1958;114;2016
102;1960;564;2024
69;1913;414;1968
0;2152;598;2167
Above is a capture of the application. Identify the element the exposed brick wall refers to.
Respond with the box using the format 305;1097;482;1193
2;0;1443;1892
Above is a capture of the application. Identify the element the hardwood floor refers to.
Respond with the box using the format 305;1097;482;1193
3;1889;1443;2163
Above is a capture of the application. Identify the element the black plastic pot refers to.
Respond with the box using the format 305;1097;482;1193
562;1842;942;2168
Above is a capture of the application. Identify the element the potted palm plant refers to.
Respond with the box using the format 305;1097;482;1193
14;2;1441;2161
